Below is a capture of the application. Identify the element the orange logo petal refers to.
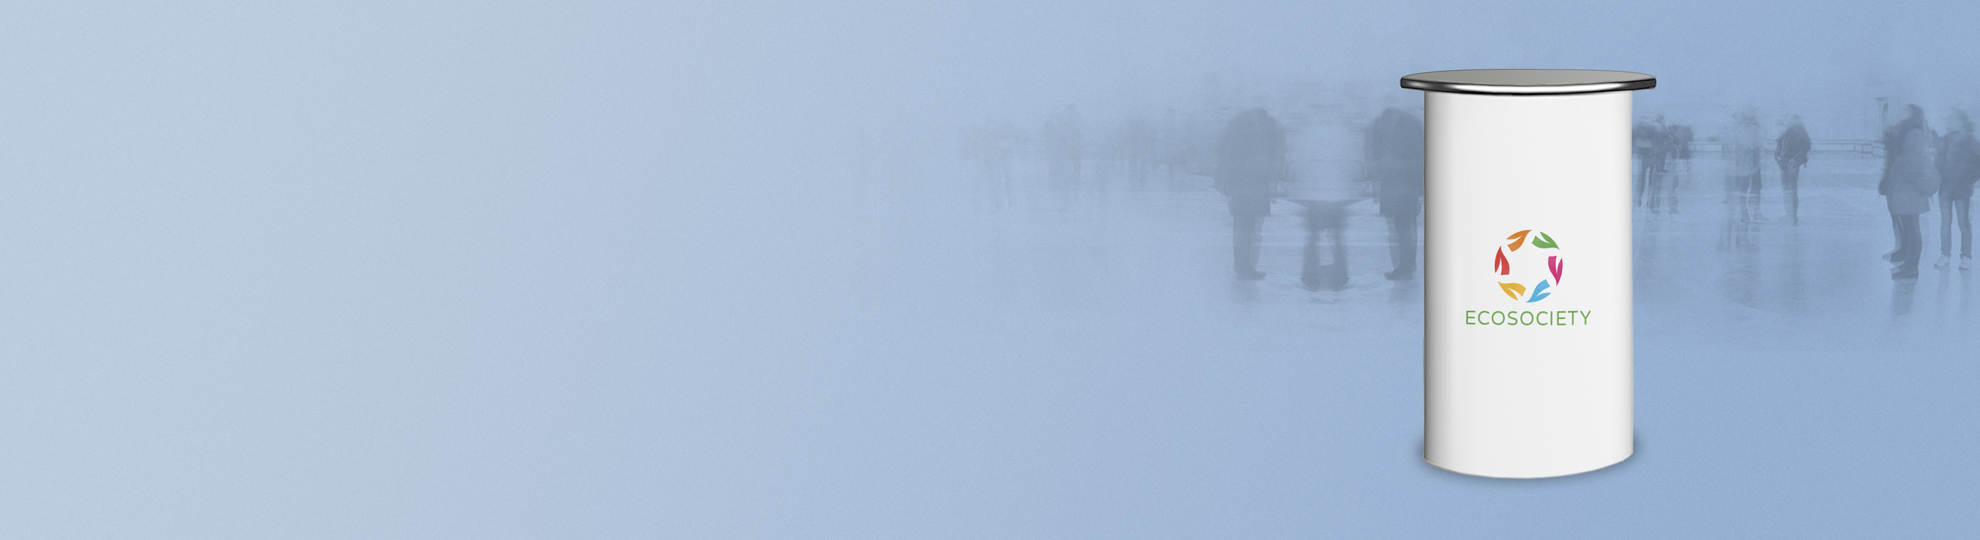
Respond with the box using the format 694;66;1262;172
1506;230;1531;252
1498;281;1527;300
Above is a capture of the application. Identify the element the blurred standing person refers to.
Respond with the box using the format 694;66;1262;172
1631;117;1663;205
1215;108;1287;280
988;122;1024;206
1121;117;1158;190
1044;105;1084;207
1365;107;1426;280
992;123;1024;200
1729;111;1767;223
1648;116;1675;212
1880;104;1940;279
1667;123;1694;212
1670;123;1695;170
1775;115;1811;224
1719;112;1765;249
1639;115;1671;209
1159;109;1193;185
1935;110;1980;270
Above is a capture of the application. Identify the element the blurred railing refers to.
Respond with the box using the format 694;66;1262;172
1681;139;1881;157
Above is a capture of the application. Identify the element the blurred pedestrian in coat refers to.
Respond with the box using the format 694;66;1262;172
1044;105;1084;204
1935;110;1980;269
1718;111;1766;249
1670;124;1695;164
1666;123;1694;212
1365;107;1425;280
1728;111;1767;222
1881;104;1940;279
1775;116;1811;224
1215;108;1286;280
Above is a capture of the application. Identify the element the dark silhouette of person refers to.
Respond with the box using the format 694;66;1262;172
1215;108;1286;280
1775;115;1811;224
1935;110;1980;270
1365;107;1425;280
1670;123;1695;164
1880;104;1939;279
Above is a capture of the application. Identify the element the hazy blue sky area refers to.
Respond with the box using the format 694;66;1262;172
4;1;1979;538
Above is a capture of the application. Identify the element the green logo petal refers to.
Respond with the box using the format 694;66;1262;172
1532;231;1558;249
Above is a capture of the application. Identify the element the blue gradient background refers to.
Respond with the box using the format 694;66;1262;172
1;1;1976;538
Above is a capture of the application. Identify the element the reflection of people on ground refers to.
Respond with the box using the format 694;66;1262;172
1365;107;1425;280
1775;115;1811;225
1633;116;1672;212
1298;201;1349;291
1215;108;1286;280
1880;104;1940;280
1044;105;1084;205
1935;110;1979;270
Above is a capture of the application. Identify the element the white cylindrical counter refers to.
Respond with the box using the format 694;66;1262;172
1403;69;1654;478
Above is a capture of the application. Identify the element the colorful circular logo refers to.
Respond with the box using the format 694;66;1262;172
1492;230;1565;303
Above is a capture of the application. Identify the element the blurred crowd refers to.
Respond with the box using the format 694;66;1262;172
957;93;1980;291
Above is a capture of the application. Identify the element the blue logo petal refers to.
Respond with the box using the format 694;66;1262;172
1525;280;1552;303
